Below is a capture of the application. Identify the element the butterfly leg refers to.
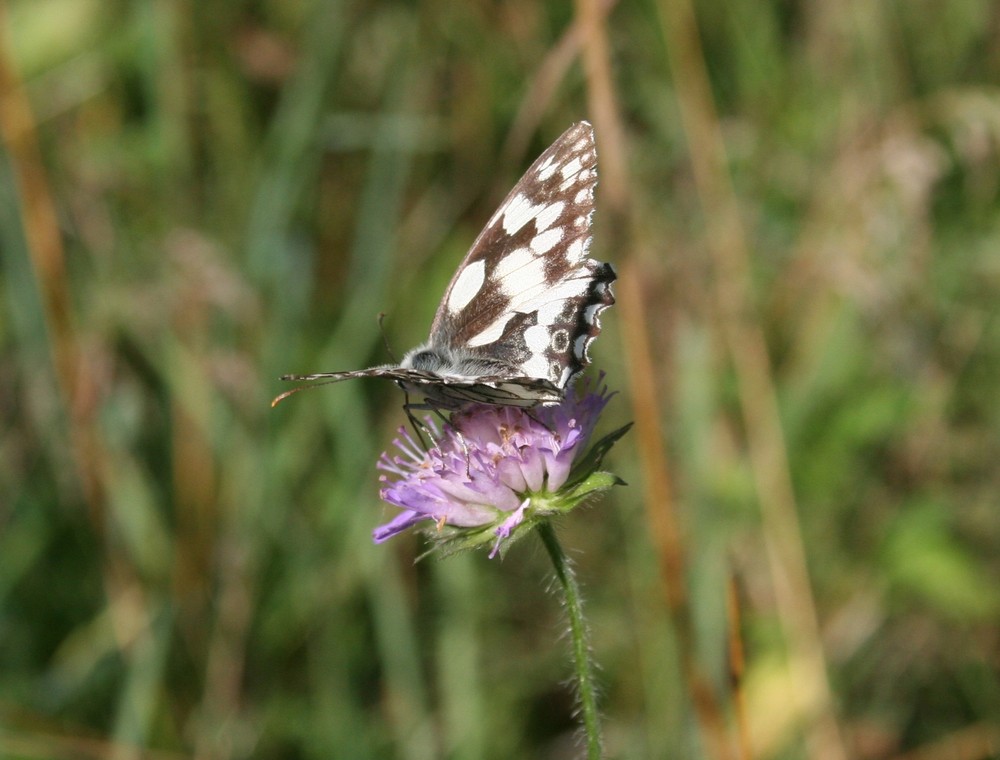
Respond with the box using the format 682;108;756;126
401;391;458;452
401;397;435;450
400;399;476;475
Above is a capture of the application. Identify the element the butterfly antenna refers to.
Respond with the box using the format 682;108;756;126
377;312;400;364
271;379;346;408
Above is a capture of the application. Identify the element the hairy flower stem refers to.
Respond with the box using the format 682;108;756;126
537;520;603;759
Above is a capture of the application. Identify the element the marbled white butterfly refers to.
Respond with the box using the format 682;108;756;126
275;121;615;410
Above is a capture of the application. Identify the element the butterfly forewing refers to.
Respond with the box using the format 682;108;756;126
278;121;615;410
426;122;614;390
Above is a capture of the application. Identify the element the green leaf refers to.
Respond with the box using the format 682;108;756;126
564;421;633;490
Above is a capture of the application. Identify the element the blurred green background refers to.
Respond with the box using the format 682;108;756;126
2;1;999;758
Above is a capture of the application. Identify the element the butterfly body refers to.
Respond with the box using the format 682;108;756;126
397;344;562;408
277;121;615;410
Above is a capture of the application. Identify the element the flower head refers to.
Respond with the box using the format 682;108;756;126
375;377;629;557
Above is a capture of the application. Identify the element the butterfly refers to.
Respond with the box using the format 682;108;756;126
274;121;615;410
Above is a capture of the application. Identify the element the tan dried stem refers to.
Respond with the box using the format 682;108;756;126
0;6;104;514
0;11;154;750
0;7;122;563
573;0;736;757
653;0;848;758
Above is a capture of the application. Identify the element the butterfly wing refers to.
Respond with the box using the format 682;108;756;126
278;122;615;410
275;366;559;409
426;121;615;392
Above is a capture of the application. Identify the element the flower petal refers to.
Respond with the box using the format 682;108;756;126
373;376;621;556
373;510;427;543
490;497;531;558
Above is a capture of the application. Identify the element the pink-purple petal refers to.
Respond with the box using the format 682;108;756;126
490;498;531;558
373;510;427;543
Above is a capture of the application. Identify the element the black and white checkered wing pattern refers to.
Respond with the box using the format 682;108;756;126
278;122;615;410
410;121;615;402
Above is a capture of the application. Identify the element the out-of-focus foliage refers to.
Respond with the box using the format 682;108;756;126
1;1;998;758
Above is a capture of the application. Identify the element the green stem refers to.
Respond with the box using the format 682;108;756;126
536;520;603;759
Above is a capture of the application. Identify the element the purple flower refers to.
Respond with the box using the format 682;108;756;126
375;377;627;557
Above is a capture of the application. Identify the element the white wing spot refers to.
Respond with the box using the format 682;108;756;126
566;238;586;262
537;299;565;325
530;227;563;255
573;334;589;359
534;201;564;232
583;303;600;325
467;314;513;347
524;324;550;354
574;187;591;205
447;259;486;314
560;156;583;179
500;256;547;298
495;247;535;280
525;278;591;324
502;194;540;234
561;168;593;191
522;354;551;379
537;155;557;181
